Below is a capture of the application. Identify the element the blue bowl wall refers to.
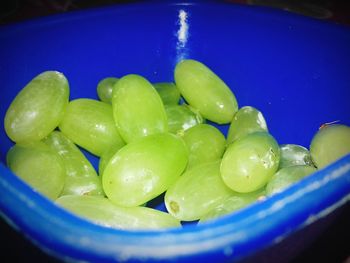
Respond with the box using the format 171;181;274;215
0;2;350;263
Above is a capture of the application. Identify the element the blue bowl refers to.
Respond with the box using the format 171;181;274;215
1;1;350;262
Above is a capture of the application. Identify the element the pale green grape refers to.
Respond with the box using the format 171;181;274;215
220;132;280;193
56;195;181;230
174;59;238;124
310;124;350;168
4;71;69;143
199;188;266;223
59;98;125;156
153;82;181;105
98;144;124;176
112;74;168;143
96;77;119;103
6;141;65;200
279;144;314;169
102;133;188;207
165;104;204;135
43;131;104;197
183;124;226;169
227;106;268;144
165;161;233;221
266;165;317;196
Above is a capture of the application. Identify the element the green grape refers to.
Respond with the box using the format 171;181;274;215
279;144;314;169
56;195;181;230
199;188;266;223
266;165;317;196
165;104;204;135
96;77;119;103
153;82;181;105
174;59;238;124
165;161;233;221
220;131;280;193
4;71;69;143
102;133;188;207
6;141;65;200
112;74;168;143
227;106;268;144
182;124;226;169
43;131;104;197
310;124;350;169
59;98;125;156
98;144;124;176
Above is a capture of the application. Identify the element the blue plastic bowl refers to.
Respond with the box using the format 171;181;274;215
1;1;350;262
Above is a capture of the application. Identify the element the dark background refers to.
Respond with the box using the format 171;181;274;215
0;1;349;262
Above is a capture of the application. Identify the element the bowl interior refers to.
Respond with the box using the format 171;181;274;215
1;2;350;262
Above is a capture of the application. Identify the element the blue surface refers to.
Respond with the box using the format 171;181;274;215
1;1;350;262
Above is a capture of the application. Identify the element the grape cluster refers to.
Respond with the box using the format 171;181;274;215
4;60;350;229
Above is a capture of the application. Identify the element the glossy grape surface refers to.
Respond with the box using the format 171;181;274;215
165;161;233;221
220;132;280;193
96;77;119;103
266;165;317;196
4;71;69;143
153;82;181;105
174;59;238;124
227;106;268;144
102;133;188;207
59;98;125;156
44;131;104;197
6;141;65;199
279;144;314;169
310;124;350;168
112;74;168;143
56;195;181;230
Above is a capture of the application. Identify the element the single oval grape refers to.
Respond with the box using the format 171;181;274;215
153;82;181;105
4;71;69;143
165;161;233;221
102;133;188;207
310;124;350;169
220;132;280;193
227;106;268;144
59;98;125;156
174;59;238;124
6;141;65;200
43;131;104;197
183;123;226;169
96;77;119;103
279;144;314;169
56;195;181;230
266;165;317;196
199;188;266;223
112;74;168;143
165;104;204;135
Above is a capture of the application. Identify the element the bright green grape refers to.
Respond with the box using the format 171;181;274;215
56;195;181;230
266;165;317;196
220;132;280;193
310;124;350;169
165;161;233;221
279;144;314;169
6;141;65;200
43;131;104;197
183;124;226;169
174;59;238;124
102;133;188;207
98;144;124;176
227;106;268;144
153;82;181;105
96;77;119;103
4;71;69;143
165;104;204;135
199;188;266;223
59;98;125;156
112;74;168;143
